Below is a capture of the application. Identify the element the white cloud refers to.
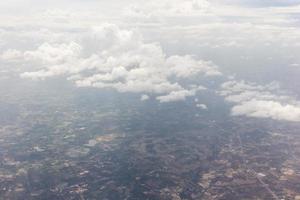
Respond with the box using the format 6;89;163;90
122;0;300;67
140;94;150;101
165;55;222;77
1;49;23;61
2;24;221;102
124;0;300;27
124;0;213;19
156;89;196;103
290;63;300;67
1;0;299;106
196;103;208;109
219;80;300;122
231;100;300;122
23;42;81;65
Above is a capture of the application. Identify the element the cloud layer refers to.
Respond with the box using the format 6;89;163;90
1;0;300;107
220;80;300;122
1;24;221;103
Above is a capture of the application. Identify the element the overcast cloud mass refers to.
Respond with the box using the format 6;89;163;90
1;0;300;121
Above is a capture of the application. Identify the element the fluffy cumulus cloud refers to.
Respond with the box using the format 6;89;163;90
231;100;300;121
1;0;300;106
219;80;300;122
0;24;221;103
156;88;200;103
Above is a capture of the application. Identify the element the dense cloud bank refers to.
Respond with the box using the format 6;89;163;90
1;24;221;103
1;0;300;120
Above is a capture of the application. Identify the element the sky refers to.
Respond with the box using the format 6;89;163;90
1;0;300;122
